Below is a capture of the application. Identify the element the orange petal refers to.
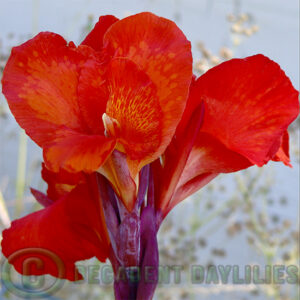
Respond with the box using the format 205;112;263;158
78;57;109;134
106;57;163;170
272;130;292;167
43;128;116;173
1;32;92;146
104;12;193;160
41;163;85;201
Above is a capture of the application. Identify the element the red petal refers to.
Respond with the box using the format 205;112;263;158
104;12;193;159
182;133;252;179
165;173;218;217
155;132;251;216
1;179;110;281
272;130;292;167
196;54;299;166
31;163;85;207
1;32;91;146
77;57;109;134
157;55;299;215
43;128;116;173
105;58;162;168
153;103;205;212
41;163;85;201
81;15;119;51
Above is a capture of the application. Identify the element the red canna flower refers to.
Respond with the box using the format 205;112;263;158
2;12;192;210
1;12;299;300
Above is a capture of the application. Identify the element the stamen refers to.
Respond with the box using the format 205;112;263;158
102;113;120;137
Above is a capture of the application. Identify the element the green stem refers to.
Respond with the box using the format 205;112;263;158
15;130;27;217
0;189;10;227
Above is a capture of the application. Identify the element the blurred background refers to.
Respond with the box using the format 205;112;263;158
0;0;299;299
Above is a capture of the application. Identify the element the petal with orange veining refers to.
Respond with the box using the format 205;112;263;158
104;12;193;159
106;58;163;167
1;32;92;146
44;128;116;173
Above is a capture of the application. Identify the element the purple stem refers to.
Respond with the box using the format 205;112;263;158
96;174;120;260
137;206;159;300
97;169;160;300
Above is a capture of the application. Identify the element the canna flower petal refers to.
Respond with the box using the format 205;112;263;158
105;58;162;165
1;32;90;146
1;177;110;281
2;13;193;176
1;12;195;215
78;15;119;133
81;15;119;51
156;54;299;216
78;56;162;166
43;128;116;173
153;103;205;213
196;54;299;167
272;130;291;167
103;12;193;163
77;56;109;134
41;163;85;201
1;32;119;173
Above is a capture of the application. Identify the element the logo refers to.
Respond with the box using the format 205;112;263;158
1;248;65;298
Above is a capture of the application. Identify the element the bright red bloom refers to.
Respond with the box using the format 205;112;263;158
2;12;192;176
1;11;299;300
2;12;192;209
